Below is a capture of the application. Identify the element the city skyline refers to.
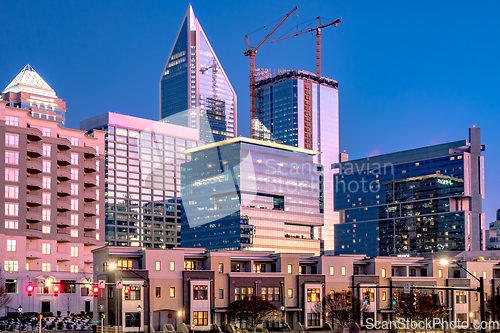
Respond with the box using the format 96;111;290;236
0;0;498;224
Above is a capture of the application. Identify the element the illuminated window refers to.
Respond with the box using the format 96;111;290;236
456;291;467;304
70;230;78;237
71;215;78;226
193;285;208;300
70;137;79;146
307;288;321;302
341;266;346;276
5;168;19;181
42;225;50;234
5;203;19;216
43;144;51;157
288;288;293;298
42;209;51;221
329;266;334;276
155;261;161;271
382;292;387;301
483;271;487;279
5;220;18;229
193;311;208;326
170;287;175;297
170;261;175;271
42;263;51;272
70;265;79;273
156;287;161;298
43;160;51;173
381;268;386;278
71;199;78;210
71;246;78;257
42;243;51;254
117;260;133;270
42;176;51;189
71;184;78;195
71;153;78;164
438;269;443;278
5;151;19;164
288;264;292;274
4;260;18;272
5;116;19;126
5;185;18;199
5;134;19;147
6;239;16;252
42;128;51;137
71;169;78;180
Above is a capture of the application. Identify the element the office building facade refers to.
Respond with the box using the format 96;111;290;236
160;5;236;143
81;112;202;249
180;137;324;255
254;70;339;251
0;79;105;315
487;209;500;250
333;128;486;257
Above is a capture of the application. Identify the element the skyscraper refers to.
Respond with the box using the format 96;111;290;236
254;70;339;251
160;5;236;143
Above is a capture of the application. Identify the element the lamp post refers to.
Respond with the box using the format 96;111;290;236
177;310;182;331
137;305;142;333
440;259;485;333
18;305;22;333
280;306;285;333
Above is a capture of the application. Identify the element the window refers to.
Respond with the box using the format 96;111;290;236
125;313;140;328
71;215;78;226
6;279;17;293
307;313;320;327
288;288;293;298
288;264;292;274
170;287;175;297
5;203;19;216
42;243;51;254
117;260;133;270
219;263;224;273
71;246;78;257
341;266;346;276
42;225;50;234
329;266;334;276
330;290;335;299
483;271;487;279
70;137;79;146
5;220;18;229
456;291;467;304
219;289;224;299
124;286;141;300
261;287;280;301
5;168;19;181
5;185;18;199
5;134;19;147
70;265;79;273
235;287;254;301
71;169;78;180
307;288;321;302
170;261;175;271
381;268;386;278
193;285;208;300
353;267;359;275
438;269;443;278
6;239;16;252
43;160;51;173
43;176;51;189
421;269;427;277
155;287;161;298
43;144;51;157
382;292;387;301
5;116;19;126
71;229;78;237
71;153;78;164
42;209;51;221
254;263;266;273
4;261;18;273
42;192;51;205
193;312;208;326
152;261;161;271
409;269;416;277
5;151;19;164
42;263;51;272
71;184;78;195
71;199;78;210
42;128;51;137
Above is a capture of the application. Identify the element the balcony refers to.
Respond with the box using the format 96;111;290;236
83;191;96;202
26;225;42;239
27;160;43;174
57;184;71;196
57;138;71;151
56;252;71;262
84;235;98;246
57;215;71;227
27;143;43;157
26;194;42;206
83;146;97;158
57;200;71;212
56;229;71;242
84;160;96;173
84;221;96;231
84;176;96;187
57;153;71;166
83;253;93;263
27;177;42;190
83;206;96;217
57;168;71;181
26;248;42;259
26;210;42;222
26;128;43;141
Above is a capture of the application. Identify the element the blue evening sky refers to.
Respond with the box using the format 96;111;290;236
1;0;499;222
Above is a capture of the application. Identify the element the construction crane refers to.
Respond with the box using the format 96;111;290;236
272;17;341;77
244;6;298;140
200;59;218;98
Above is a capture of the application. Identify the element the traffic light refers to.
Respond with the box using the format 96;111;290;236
93;285;100;298
413;291;420;312
346;290;353;308
364;289;371;305
26;283;34;297
124;286;130;298
392;290;400;306
53;285;60;297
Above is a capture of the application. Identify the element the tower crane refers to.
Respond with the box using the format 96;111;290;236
200;59;218;98
271;17;341;77
244;6;298;140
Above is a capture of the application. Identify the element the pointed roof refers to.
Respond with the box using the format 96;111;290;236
3;64;57;97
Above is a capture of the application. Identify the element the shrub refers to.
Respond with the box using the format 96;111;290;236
57;311;61;317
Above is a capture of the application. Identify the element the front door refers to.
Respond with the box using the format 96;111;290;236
41;301;50;313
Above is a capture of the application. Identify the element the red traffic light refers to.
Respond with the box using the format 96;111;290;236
27;283;34;296
53;285;60;296
124;286;130;295
93;286;100;298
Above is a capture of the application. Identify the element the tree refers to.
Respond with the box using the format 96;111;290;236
314;292;367;331
486;294;500;320
226;296;280;333
395;292;447;332
0;267;12;314
64;297;74;316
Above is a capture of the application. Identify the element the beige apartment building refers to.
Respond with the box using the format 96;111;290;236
0;65;105;315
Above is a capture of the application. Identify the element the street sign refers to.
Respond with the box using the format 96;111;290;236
404;283;410;294
93;320;101;323
98;280;105;289
191;322;195;330
116;281;123;289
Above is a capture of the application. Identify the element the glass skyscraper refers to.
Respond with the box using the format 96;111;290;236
81;112;202;248
180;137;324;255
160;5;236;143
333;128;486;257
254;70;339;251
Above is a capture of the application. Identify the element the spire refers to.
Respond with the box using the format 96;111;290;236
3;64;56;97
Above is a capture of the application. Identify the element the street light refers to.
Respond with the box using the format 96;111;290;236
18;305;22;333
137;305;142;333
440;259;485;333
280;306;285;333
177;311;182;331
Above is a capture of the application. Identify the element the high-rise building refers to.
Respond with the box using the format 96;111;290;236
180;137;324;255
1;64;67;126
159;5;236;143
487;209;500;250
0;70;105;315
254;70;339;251
333;128;486;257
81;112;202;249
